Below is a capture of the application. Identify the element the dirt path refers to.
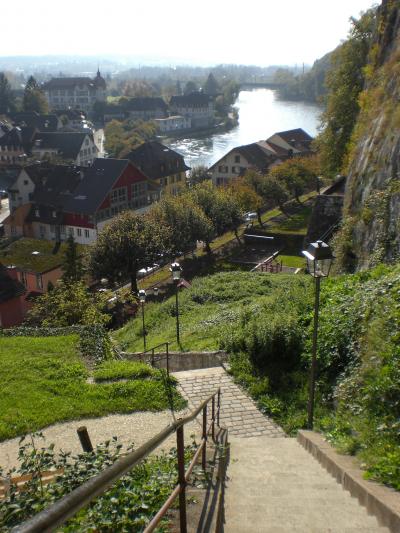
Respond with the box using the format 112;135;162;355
0;408;200;472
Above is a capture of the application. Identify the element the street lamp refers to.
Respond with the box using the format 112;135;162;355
302;240;333;429
170;261;182;345
138;289;147;351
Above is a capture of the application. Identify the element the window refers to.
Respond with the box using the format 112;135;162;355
23;179;29;185
132;182;146;197
234;155;241;163
77;228;82;236
35;208;40;217
176;174;181;182
52;210;57;218
60;225;66;234
84;229;90;238
36;274;43;290
39;225;46;237
68;227;74;236
232;166;238;173
20;271;27;286
11;225;17;236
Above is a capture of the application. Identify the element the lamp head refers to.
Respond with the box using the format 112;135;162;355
302;240;333;278
138;289;146;303
170;261;182;281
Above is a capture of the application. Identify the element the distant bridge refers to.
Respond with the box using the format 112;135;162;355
239;82;284;90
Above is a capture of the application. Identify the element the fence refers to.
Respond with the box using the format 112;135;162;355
13;389;227;533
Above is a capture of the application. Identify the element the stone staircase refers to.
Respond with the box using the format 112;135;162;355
174;366;391;532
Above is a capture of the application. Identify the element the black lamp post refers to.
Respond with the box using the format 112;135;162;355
302;240;333;429
170;261;182;345
138;289;146;351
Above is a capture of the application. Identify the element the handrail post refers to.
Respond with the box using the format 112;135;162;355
217;388;221;426
176;425;187;533
212;396;215;441
202;405;207;471
166;342;169;376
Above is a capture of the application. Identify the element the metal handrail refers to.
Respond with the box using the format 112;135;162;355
13;389;224;533
139;342;170;375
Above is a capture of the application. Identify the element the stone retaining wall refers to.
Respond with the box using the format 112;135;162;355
121;350;228;372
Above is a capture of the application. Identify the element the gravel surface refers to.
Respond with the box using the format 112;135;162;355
0;408;201;472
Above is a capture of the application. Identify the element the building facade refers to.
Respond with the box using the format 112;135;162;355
169;92;215;129
42;70;107;113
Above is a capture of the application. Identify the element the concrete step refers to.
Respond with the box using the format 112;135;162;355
224;437;389;532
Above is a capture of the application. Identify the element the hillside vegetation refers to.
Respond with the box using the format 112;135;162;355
115;266;400;489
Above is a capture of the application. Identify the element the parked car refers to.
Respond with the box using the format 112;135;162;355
137;263;160;278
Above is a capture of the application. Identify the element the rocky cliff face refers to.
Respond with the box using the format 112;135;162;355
338;0;400;270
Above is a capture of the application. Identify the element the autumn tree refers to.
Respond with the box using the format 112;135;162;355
23;76;49;113
269;156;319;203
89;211;170;293
230;178;264;225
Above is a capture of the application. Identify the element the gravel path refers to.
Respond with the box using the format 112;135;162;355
0;408;201;472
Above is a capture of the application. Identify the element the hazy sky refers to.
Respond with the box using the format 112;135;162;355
3;0;378;66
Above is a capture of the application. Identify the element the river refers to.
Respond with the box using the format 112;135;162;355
166;89;323;168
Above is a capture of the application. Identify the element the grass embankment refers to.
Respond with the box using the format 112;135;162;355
114;272;311;353
0;336;184;441
116;265;400;490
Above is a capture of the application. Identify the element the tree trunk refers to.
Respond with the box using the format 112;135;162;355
234;228;241;245
257;208;264;227
130;273;138;294
279;203;292;218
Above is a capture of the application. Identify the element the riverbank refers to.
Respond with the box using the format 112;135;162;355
165;88;322;167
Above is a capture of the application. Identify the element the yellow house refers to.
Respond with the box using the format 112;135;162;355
126;141;189;196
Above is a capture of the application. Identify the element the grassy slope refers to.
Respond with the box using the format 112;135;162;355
0;335;184;441
116;265;400;490
114;271;310;353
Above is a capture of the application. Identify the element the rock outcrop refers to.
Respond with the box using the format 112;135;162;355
338;0;400;270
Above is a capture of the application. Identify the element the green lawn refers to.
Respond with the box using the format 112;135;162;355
0;336;184;441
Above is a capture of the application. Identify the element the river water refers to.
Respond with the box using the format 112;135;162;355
166;89;323;168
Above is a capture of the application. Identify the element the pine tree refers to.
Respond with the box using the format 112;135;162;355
0;72;16;114
62;235;84;282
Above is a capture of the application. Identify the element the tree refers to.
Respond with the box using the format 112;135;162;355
203;73;219;96
230;179;263;225
184;81;197;95
189;182;243;249
269;157;319;203
89;211;170;293
315;8;376;175
242;170;266;225
258;175;290;216
23;75;49;113
0;72;16;114
25;280;110;327
149;195;213;256
62;235;84;282
188;165;210;186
